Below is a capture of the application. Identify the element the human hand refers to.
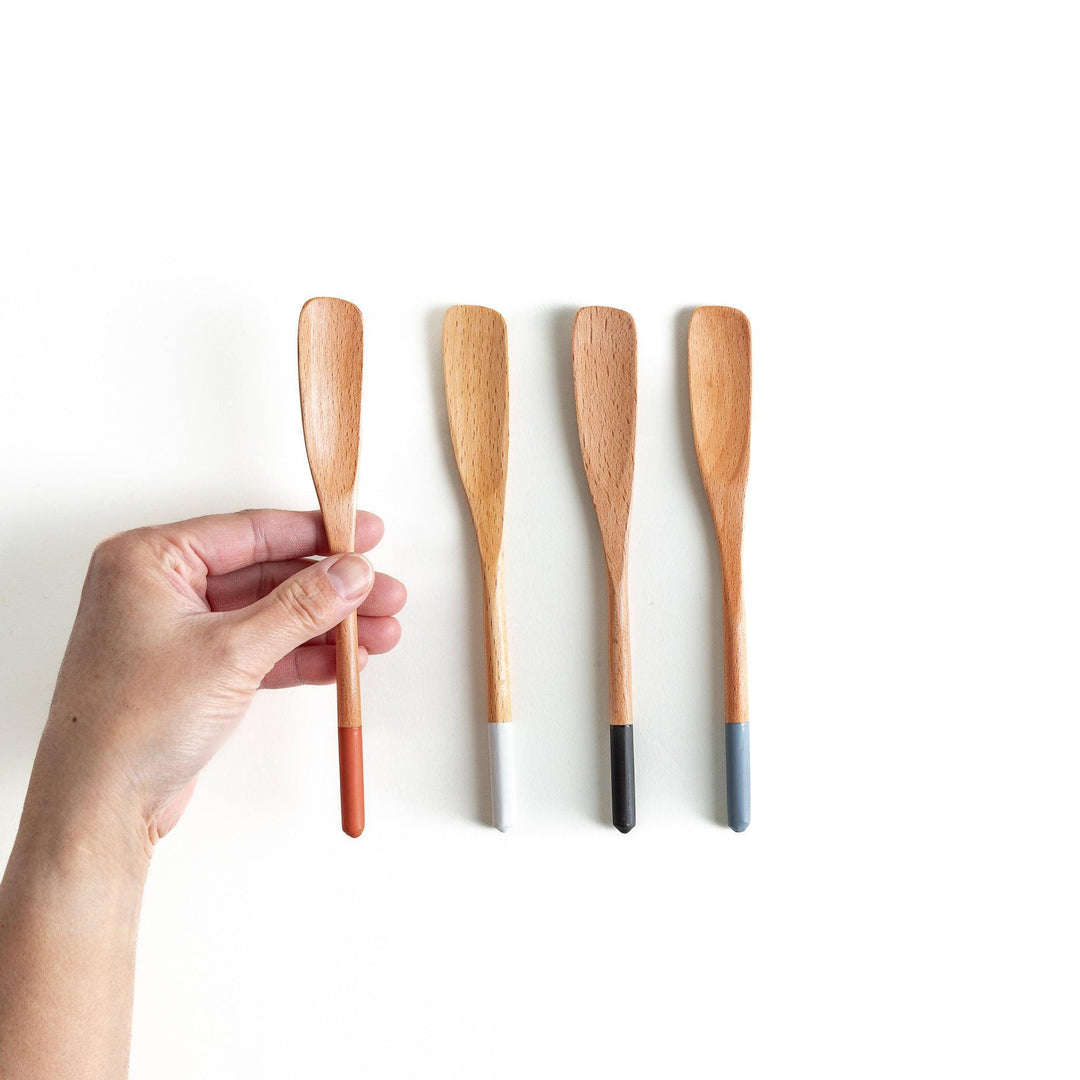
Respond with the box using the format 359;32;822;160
1;508;405;1077
23;508;405;856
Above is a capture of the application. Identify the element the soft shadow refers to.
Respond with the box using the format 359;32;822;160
548;305;610;825
426;306;490;826
674;307;729;825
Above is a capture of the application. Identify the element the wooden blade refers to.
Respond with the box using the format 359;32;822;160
298;297;364;550
443;305;509;568
572;306;637;570
687;306;751;496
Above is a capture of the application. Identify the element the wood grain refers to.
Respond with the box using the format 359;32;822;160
443;305;511;726
688;306;751;727
572;306;637;726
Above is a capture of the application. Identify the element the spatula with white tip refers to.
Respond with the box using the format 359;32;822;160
443;305;516;831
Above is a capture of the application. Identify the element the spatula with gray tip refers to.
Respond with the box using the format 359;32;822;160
688;306;752;832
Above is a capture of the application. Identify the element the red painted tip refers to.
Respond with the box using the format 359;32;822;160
338;726;365;837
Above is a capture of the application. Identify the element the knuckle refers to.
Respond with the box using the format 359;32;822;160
144;529;202;578
89;527;204;588
89;528;150;573
240;508;272;563
274;573;335;633
211;624;261;692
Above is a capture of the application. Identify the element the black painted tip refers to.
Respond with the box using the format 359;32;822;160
610;725;636;833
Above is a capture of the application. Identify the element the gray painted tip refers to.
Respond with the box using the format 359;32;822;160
725;722;751;833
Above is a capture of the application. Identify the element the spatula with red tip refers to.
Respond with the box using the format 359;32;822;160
298;297;365;837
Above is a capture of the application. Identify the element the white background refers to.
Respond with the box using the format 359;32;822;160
1;2;1077;1077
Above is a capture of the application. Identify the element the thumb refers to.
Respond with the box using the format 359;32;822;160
229;554;374;671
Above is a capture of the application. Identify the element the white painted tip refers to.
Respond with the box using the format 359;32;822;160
487;722;516;831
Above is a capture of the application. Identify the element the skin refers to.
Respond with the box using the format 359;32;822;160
0;508;406;1079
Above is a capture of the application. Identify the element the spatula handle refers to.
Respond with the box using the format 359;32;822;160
336;606;364;837
482;557;510;726
482;554;514;830
719;521;749;832
607;572;635;832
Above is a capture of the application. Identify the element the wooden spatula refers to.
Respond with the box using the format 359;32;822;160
297;297;365;837
688;306;752;832
572;307;638;832
443;305;515;831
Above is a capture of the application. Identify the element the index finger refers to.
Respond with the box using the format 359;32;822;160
158;509;384;576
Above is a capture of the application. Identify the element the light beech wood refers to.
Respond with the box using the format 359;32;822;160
298;297;364;731
572;307;637;726
688;306;751;727
443;305;511;725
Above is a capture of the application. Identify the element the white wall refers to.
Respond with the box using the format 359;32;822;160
1;2;1077;1077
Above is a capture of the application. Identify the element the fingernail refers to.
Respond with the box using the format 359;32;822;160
326;554;373;600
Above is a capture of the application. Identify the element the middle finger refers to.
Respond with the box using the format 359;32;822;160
206;558;407;616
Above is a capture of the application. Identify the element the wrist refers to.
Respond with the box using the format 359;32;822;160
16;707;158;878
10;795;153;898
14;750;154;891
15;797;151;882
0;753;147;1080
